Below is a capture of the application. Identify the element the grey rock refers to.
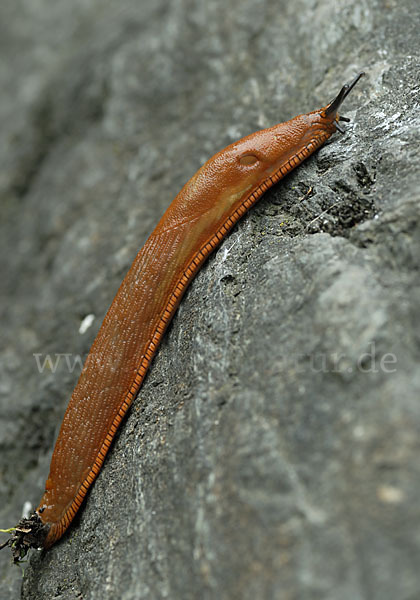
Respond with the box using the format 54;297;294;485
1;0;419;599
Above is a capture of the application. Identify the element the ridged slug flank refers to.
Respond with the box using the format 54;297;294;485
1;73;364;562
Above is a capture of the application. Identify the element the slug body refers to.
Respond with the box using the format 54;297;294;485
3;74;363;560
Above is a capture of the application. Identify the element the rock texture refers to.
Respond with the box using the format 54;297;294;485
1;0;419;599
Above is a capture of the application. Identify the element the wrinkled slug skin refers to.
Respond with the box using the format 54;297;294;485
36;109;339;547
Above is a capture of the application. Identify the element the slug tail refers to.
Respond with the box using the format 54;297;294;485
0;512;49;563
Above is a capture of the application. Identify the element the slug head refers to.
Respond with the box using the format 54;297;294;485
162;73;365;234
216;72;365;195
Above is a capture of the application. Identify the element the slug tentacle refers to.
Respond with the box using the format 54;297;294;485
323;71;365;120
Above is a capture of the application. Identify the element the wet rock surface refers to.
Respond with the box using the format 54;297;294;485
1;1;419;598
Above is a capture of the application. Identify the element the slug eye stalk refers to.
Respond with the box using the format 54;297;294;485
323;71;365;132
325;71;365;117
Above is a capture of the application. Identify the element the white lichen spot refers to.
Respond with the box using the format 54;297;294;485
373;111;402;131
79;313;95;334
353;425;365;439
22;501;32;519
377;485;405;504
